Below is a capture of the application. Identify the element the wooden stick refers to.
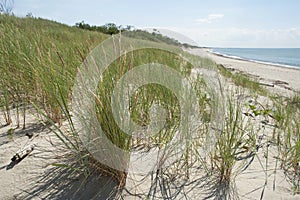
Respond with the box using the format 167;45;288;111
11;143;36;162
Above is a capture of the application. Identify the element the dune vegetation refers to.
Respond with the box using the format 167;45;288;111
0;14;299;198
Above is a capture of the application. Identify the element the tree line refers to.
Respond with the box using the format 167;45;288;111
74;21;190;47
74;21;134;35
74;21;199;48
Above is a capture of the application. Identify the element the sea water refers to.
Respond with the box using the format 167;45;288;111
211;48;300;69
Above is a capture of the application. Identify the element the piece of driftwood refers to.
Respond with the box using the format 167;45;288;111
11;144;35;162
259;82;274;87
273;80;289;85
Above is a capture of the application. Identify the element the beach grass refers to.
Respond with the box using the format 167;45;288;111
217;64;266;94
1;14;300;198
271;94;300;194
0;14;107;125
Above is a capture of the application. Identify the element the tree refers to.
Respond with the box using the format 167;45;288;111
0;0;14;14
105;23;119;35
75;21;91;30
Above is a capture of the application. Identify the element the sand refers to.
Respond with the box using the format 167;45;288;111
0;48;299;199
0;111;119;199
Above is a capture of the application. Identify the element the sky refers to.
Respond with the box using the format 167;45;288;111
12;0;300;48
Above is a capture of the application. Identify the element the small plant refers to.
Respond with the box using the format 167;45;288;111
210;94;256;187
217;64;266;94
272;94;300;194
217;64;233;79
246;100;272;119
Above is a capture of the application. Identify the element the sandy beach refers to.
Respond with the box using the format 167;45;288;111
185;47;300;96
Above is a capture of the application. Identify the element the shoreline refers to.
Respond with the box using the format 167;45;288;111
185;47;300;95
208;48;300;71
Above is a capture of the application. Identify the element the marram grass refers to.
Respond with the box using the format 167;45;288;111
1;14;300;198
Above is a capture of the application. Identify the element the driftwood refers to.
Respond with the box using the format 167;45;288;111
259;82;274;87
273;80;289;85
11;143;36;162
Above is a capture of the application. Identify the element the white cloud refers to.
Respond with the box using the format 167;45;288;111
196;14;224;23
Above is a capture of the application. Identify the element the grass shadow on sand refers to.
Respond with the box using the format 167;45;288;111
122;166;239;199
3;123;122;200
0;122;49;146
17;165;120;200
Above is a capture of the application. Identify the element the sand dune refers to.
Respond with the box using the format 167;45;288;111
0;48;299;199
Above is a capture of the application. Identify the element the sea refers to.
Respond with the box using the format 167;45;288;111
210;48;300;69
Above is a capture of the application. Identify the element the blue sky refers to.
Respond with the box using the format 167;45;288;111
13;0;300;47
